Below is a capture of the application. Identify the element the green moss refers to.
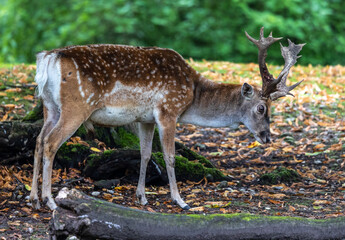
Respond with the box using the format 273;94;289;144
260;167;301;185
86;153;101;167
152;152;226;182
22;100;43;122
56;143;90;168
103;149;115;157
175;142;214;168
85;150;118;169
112;127;140;149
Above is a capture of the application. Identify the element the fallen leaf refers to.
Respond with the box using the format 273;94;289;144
313;200;331;205
5;88;21;93
25;184;31;191
90;147;102;152
189;206;204;212
247;141;261;148
288;205;296;212
269;194;286;199
268;199;283;204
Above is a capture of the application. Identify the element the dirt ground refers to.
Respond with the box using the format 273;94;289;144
0;63;344;239
1;122;344;239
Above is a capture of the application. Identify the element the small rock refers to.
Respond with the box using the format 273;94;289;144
27;227;33;234
194;143;206;150
265;206;271;210
206;174;214;182
248;189;256;195
94;179;120;189
67;236;79;240
91;191;101;197
17;195;23;200
314;160;322;165
273;186;283;191
25;195;30;200
299;188;305;193
107;190;115;194
217;181;228;189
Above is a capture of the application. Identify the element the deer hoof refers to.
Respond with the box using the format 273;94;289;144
136;194;148;206
30;198;41;209
182;205;191;210
43;197;57;210
172;200;190;210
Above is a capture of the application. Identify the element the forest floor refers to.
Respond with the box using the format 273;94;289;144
0;62;344;239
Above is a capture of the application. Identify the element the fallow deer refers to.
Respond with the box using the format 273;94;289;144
30;27;304;210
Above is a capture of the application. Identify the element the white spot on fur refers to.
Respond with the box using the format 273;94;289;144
72;58;79;69
86;93;94;104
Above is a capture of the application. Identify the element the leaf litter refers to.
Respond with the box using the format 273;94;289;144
0;62;345;239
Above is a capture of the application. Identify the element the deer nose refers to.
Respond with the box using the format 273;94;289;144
259;131;271;143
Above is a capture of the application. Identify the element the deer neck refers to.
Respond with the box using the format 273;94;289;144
179;76;243;128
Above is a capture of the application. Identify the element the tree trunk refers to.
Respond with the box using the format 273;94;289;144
50;188;345;240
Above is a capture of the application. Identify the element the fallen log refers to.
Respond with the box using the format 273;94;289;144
50;188;345;240
0;120;42;164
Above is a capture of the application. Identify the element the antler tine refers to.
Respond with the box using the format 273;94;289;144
245;27;282;99
269;40;306;101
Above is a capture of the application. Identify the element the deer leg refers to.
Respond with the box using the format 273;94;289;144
157;118;190;210
136;123;155;205
30;105;59;209
41;113;86;210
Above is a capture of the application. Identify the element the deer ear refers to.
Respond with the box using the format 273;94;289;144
241;83;254;99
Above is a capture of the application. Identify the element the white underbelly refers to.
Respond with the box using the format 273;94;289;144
89;106;155;126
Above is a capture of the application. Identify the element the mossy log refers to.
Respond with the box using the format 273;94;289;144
50;188;345;240
0;120;42;164
83;147;227;183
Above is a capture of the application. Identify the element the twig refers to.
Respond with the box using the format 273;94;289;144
4;84;37;89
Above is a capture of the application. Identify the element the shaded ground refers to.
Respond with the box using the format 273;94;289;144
0;63;344;239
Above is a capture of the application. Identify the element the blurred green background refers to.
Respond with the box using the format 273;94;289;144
0;0;344;65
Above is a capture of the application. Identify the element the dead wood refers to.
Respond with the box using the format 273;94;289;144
49;188;345;240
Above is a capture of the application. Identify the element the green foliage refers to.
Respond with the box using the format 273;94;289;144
1;0;344;65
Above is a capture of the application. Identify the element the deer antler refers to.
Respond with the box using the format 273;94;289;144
245;27;305;100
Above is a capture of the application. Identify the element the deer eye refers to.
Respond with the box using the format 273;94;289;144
257;105;265;114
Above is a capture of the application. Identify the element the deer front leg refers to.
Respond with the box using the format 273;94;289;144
157;118;190;210
136;123;155;205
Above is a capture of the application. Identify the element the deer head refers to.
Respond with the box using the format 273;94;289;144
240;27;305;144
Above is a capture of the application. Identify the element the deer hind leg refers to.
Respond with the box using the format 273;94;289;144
30;104;60;209
156;117;190;210
41;111;87;210
136;123;155;205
